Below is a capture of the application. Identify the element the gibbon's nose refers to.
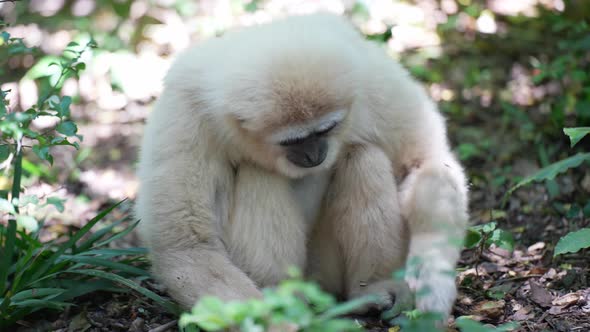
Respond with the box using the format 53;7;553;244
286;139;328;168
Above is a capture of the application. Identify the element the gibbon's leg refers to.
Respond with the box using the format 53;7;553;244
398;154;468;317
224;164;308;286
137;157;262;309
310;144;412;311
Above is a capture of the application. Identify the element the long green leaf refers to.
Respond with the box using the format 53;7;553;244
10;299;71;310
25;199;125;285
504;153;590;203
75;216;126;253
317;295;378;321
79;247;148;257
45;279;120;301
61;255;149;276
68;269;181;314
10;288;65;302
94;219;141;248
0;220;17;298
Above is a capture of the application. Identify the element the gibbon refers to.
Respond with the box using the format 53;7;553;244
135;13;469;321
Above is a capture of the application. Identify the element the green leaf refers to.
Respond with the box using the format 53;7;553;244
317;295;377;321
463;228;482;249
68;269;181;314
564;127;590;147
10;298;71;310
10;288;66;302
25;200;125;285
0;144;9;161
486;229;514;252
0;220;17;296
0;197;16;214
53;96;71;117
32;145;53;165
75;217;127;252
56;121;77;136
505;153;590;201
62;255;149;277
456;316;518;331
16;215;39;232
1;31;10;42
554;228;590;256
46;197;65;212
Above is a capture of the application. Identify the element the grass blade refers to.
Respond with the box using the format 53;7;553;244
0;220;17;299
317;295;378;321
61;255;150;277
75;216;126;253
25;199;125;284
68;269;181;314
79;247;148;257
10;288;66;302
94;219;141;248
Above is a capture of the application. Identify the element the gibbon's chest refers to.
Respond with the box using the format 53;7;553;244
289;171;332;225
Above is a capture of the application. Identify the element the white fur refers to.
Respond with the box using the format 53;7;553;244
135;13;469;321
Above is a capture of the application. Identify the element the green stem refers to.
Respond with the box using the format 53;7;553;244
11;140;22;214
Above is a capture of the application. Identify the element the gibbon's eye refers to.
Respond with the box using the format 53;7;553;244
279;136;307;146
314;122;338;136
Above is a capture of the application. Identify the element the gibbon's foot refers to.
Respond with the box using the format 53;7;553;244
348;279;414;317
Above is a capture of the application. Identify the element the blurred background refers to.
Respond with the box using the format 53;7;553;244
1;0;588;229
1;0;589;331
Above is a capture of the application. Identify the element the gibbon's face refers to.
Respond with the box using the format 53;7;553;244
232;109;349;179
270;110;347;178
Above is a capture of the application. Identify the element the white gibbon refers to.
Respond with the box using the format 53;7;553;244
135;13;469;321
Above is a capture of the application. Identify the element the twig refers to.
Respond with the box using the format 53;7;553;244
148;320;177;332
0;0;21;3
493;274;543;284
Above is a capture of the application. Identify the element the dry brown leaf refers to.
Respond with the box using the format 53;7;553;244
473;300;505;319
529;281;553;308
551;292;580;307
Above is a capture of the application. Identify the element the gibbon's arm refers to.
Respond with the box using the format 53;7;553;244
319;144;413;312
354;44;469;316
389;98;468;316
135;94;261;308
224;164;308;286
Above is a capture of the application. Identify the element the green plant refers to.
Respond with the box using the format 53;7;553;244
0;24;179;326
504;127;590;256
464;221;515;253
0;200;180;326
179;269;372;332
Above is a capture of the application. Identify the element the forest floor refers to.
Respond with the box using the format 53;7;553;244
12;98;590;332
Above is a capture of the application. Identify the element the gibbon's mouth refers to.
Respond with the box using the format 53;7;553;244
284;138;328;168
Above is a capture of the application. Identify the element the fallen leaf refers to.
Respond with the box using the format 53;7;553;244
473;300;505;319
529;282;553;308
551;292;580;307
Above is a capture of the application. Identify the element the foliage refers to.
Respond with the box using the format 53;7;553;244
504;152;590;201
505;126;589;257
464;222;515;252
554;228;590;256
179;270;371;332
0;200;179;326
563;127;590;147
0;23;178;326
455;317;518;332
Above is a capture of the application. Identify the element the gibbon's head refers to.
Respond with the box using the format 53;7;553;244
224;57;357;178
222;37;361;178
167;13;365;178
